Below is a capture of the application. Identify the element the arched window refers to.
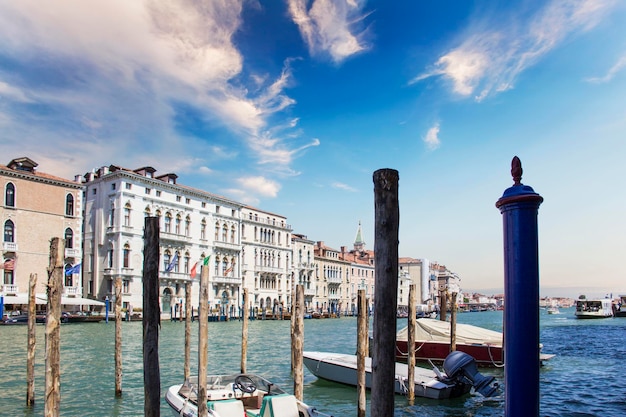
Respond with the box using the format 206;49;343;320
65;193;74;216
230;225;236;243
222;224;228;242
215;222;220;240
184;253;190;274
214;256;220;276
109;202;115;227
123;244;130;268
144;206;151;217
175;215;181;235
185;216;191;237
200;218;206;240
5;183;15;207
163;250;172;272
124;203;131;227
164;212;172;233
4;220;15;242
65;228;74;249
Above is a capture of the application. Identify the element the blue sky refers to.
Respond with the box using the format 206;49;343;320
1;0;624;298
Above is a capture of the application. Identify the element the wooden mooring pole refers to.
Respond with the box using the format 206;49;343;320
241;288;249;374
45;237;63;417
292;284;304;401
26;273;37;406
371;168;400;417
450;292;457;352
184;282;192;381
143;217;160;417
115;277;123;397
357;289;368;417
198;259;210;417
407;284;417;403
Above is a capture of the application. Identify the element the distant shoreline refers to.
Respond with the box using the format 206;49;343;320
465;286;625;300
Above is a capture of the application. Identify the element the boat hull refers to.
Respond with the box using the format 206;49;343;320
395;340;503;367
303;351;471;400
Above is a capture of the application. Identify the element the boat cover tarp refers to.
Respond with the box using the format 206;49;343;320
397;318;502;346
35;295;105;306
1;293;48;305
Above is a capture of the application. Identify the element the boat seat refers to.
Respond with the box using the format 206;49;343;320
208;398;245;416
258;394;300;417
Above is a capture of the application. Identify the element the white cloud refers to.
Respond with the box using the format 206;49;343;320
0;81;33;103
332;182;357;192
237;176;281;198
412;0;618;101
585;54;626;83
423;123;441;150
287;0;370;63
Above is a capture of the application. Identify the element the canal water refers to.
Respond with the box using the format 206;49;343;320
0;308;624;416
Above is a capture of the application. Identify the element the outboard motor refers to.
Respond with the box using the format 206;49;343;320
443;351;499;397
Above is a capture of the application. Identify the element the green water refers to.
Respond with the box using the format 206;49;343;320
1;309;624;416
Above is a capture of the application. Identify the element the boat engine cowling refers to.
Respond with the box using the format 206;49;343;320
443;351;498;397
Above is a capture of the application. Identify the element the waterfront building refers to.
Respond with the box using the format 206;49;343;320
291;233;317;311
1;157;86;308
313;241;351;314
339;222;375;314
240;206;292;316
80;164;245;316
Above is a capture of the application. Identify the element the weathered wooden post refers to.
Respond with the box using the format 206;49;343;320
184;282;192;381
371;168;399;417
198;258;210;417
496;157;543;417
143;217;160;417
439;288;447;321
241;288;249;374
115;277;123;397
357;289;368;417
450;292;457;352
45;238;63;417
407;284;417;403
26;273;37;406
293;285;304;401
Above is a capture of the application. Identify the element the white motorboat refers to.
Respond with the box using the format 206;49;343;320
303;351;499;400
575;299;613;319
165;373;330;417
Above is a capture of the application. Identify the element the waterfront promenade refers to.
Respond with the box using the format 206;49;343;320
0;309;624;416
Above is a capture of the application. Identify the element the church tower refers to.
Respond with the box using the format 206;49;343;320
354;221;366;252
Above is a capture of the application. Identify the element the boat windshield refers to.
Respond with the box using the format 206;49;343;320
179;374;287;401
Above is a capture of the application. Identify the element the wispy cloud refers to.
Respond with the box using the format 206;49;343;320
237;176;281;198
287;0;371;63
0;1;314;188
423;123;441;150
332;182;357;192
585;54;626;83
411;0;618;101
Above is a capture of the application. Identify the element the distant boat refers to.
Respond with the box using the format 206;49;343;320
574;299;613;319
547;306;560;314
614;295;626;318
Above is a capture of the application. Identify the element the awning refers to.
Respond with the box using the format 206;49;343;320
1;293;48;305
33;295;106;306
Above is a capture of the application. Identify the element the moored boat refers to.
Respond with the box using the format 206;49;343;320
165;373;330;417
613;295;626;318
394;318;554;367
303;350;498;399
575;299;613;319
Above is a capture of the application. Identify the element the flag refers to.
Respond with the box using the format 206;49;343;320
224;265;233;275
190;261;199;279
65;263;81;275
1;258;15;270
203;255;211;266
165;253;178;272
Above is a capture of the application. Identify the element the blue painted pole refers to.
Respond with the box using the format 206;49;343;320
105;296;110;323
0;293;4;321
496;157;543;417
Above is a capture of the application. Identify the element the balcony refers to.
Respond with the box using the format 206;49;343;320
296;262;315;270
212;275;242;285
254;265;284;274
1;284;18;294
2;242;17;252
160;271;192;282
159;231;192;244
65;247;82;258
327;276;343;285
64;286;83;297
213;240;240;251
304;287;316;296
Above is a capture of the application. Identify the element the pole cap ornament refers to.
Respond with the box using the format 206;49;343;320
496;156;543;209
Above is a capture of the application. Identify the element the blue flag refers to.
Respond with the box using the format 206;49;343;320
165;253;178;272
65;263;81;275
